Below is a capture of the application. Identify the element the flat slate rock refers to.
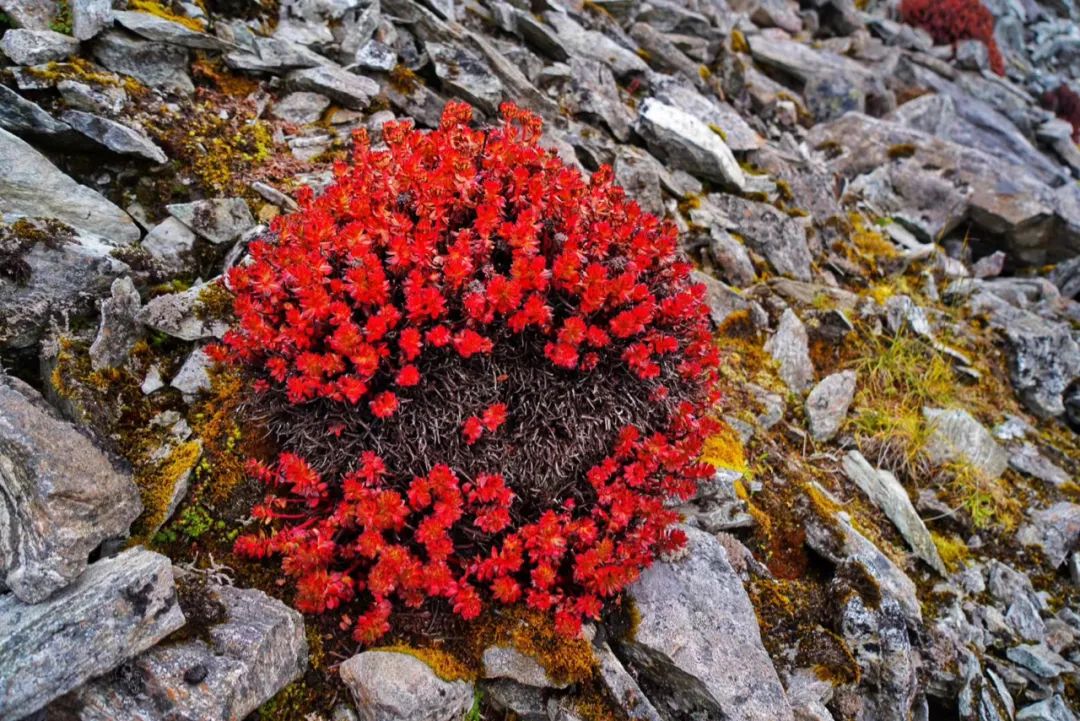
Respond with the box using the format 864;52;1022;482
113;10;233;50
60;110;168;163
167;198;255;245
63;579;307;721
617;525;794;721
0;126;140;244
0;547;185;720
0;375;142;602
340;651;475;721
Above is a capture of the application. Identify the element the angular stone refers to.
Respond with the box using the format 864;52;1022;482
167;197;255;245
352;39;396;71
114;10;233;50
965;287;1080;419
92;30;193;95
0;84;76;140
340;651;474;721
704;194;812;281
922;407;1009;478
60;110;168;163
1017;502;1080;568
71;0;112;40
57;78;127;114
171;346;213;397
0;547;185;720
89;276;143;370
1009;443;1071;487
482;645;565;689
543;11;647;78
842;451;947;575
764;308;815;394
64;579;307;721
0;0;57;30
0;219;133;349
636;98;745;191
0;376;142;601
806;371;856;442
425;41;503;115
595;641;662;721
225;36;327;73
804;487;922;624
136;279;227;342
272;91;332;125
565;57;631;142
0;28;80;65
141;216;197;275
287;65;379;110
483;679;546;721
0;127;139;243
617;525;794;721
1006;643;1076;679
650;75;763;153
1017;697;1079;721
612;145;665;217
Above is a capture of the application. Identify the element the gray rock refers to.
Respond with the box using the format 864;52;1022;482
171;346;213;397
225;36;327;73
964;287;1080;418
883;294;934;339
707;194;812;281
650;75;763;152
0;0;57;30
92;30;194;95
628;22;703;85
806;371;856;442
167;198;255;245
339;651;474;721
0;376;143;602
0;29;80;65
65;579;307;721
271;91;332;125
752;0;803;32
287;65;379;109
0;219;132;350
1009;443;1071;486
0;84;76;140
1017;697;1079;721
1017;502;1080;567
595;641;662;721
60;110;168;163
612;145;665;217
542;11;647;78
113;9;233;50
0;547;185;720
617;525;794;721
89;276;143;370
922;407;1009;478
973;251;1007;279
482;646;564;689
804;73;866;122
806;112;1080;265
0;127;139;243
71;0;112;40
748;30;883;102
692;270;765;329
352;39;397;71
483;679;546;721
565;57;632;141
1006;643;1076;678
838;591;921;721
764;308;815;394
636;99;746;190
57;78;127;115
1006;594;1048;643
804;486;922;624
141;216;197;275
842;450;948;575
705;227;757;287
425;41;503;115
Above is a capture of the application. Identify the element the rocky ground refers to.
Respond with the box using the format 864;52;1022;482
1;0;1080;720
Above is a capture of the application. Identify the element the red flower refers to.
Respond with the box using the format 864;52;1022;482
462;416;484;445
481;403;507;432
369;391;399;419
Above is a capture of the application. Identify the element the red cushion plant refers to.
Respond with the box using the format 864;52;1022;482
900;0;1005;76
214;101;721;644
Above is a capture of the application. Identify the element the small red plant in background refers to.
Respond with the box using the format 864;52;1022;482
900;0;1005;76
216;101;720;643
1042;84;1080;143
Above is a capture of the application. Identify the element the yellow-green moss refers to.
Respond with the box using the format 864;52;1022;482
887;143;917;160
931;532;970;571
372;644;478;682
129;0;206;31
132;440;202;542
707;123;728;141
700;422;748;472
731;29;750;54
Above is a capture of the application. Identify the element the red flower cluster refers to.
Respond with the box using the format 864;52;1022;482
900;0;1005;76
1043;84;1080;143
219;101;720;642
